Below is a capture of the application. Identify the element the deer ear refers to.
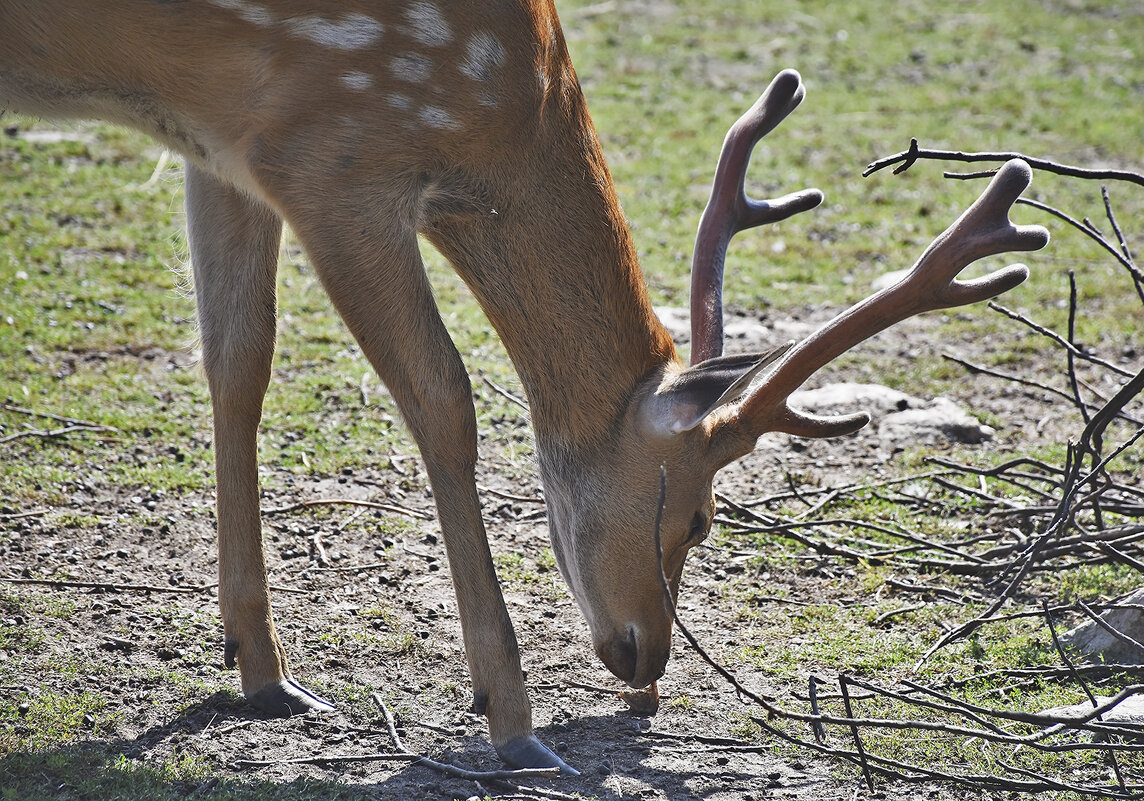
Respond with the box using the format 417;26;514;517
641;343;792;436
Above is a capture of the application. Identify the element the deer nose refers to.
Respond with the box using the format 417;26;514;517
598;628;638;683
595;626;669;688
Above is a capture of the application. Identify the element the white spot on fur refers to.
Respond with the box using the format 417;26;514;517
459;31;505;83
389;52;433;83
208;0;274;27
340;71;374;91
287;13;383;50
402;2;452;46
387;93;413;110
536;66;549;94
419;106;459;130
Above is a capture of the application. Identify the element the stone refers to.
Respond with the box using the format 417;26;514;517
1040;693;1144;726
790;382;912;416
1059;588;1144;665
790;383;994;445
878;397;995;445
653;306;771;347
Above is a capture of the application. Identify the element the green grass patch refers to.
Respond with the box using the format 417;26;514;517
0;747;376;801
0;690;120;752
493;549;567;600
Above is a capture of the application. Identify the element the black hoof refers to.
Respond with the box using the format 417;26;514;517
248;679;335;717
497;734;579;776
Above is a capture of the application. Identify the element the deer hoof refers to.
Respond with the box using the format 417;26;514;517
248;679;335;717
497;734;579;776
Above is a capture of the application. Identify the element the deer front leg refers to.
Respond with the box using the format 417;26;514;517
185;164;332;715
291;221;572;772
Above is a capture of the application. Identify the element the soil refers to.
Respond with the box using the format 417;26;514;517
0;304;1115;801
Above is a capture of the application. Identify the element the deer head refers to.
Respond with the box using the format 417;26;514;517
542;69;1049;689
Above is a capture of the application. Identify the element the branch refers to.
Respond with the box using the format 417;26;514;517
1;576;215;595
368;693;561;785
0;402;120;431
262;497;432;521
864;139;1144;188
987;301;1134;379
1015;196;1144;292
0;423;122;445
0;576;309;595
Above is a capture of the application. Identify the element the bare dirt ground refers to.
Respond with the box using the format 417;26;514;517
3;302;1094;801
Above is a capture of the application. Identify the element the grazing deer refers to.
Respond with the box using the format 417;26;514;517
1;0;1048;772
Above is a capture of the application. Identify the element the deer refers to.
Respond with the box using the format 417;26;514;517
1;0;1049;774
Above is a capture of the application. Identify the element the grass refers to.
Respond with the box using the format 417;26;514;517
1;690;121;752
2;747;375;801
2;0;1142;797
492;549;566;599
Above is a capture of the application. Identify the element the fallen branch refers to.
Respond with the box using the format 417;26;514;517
263;497;432;520
941;353;1098;413
0;576;309;595
871;604;925;625
0;423;123;445
233;752;418;768
369;693;560;783
987;301;1135;379
481;376;530;413
0;509;50;521
0;402;120;431
478;485;545;505
1;576;214;595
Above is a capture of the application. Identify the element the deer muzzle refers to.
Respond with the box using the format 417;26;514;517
594;623;670;689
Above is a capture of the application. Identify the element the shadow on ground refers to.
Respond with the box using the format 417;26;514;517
1;692;815;800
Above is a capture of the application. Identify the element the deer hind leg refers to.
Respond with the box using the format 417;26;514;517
286;218;573;771
185;164;332;716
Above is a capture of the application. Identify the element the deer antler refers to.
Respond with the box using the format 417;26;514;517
689;69;823;365
733;158;1050;440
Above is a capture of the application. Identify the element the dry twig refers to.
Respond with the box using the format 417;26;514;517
863;138;1144;188
368;693;562;787
262;496;432;520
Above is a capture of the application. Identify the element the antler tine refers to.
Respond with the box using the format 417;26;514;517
689;69;824;366
734;158;1050;440
900;159;1049;308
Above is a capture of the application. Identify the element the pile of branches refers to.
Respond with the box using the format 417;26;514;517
672;149;1144;797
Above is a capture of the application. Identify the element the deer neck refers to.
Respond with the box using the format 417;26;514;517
421;81;677;449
